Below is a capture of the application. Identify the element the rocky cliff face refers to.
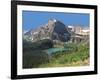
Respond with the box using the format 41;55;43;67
24;18;71;42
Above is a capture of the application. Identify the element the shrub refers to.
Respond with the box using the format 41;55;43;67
64;43;78;51
23;50;49;68
23;39;53;68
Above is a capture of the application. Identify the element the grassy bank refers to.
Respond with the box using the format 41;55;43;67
39;43;89;67
23;39;89;68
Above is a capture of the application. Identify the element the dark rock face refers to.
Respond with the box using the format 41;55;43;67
51;20;71;42
53;21;67;34
24;19;71;42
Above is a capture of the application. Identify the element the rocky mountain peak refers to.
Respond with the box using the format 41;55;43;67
24;18;71;42
48;18;57;23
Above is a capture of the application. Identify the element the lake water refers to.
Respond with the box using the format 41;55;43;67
45;48;72;55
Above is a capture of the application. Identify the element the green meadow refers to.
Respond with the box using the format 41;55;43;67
23;39;89;68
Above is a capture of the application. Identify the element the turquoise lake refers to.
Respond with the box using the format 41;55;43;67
45;48;72;55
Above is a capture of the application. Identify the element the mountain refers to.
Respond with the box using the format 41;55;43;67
24;18;71;42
